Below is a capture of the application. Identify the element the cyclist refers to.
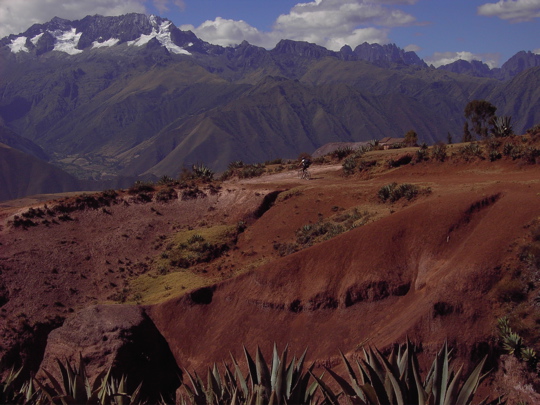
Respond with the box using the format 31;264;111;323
299;157;311;178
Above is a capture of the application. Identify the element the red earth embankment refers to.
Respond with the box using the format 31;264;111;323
148;163;540;402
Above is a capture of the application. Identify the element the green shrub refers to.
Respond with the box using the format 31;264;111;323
502;142;515;157
431;142;447;162
387;153;413;167
459;142;484;161
357;159;377;171
332;146;354;160
489;149;502;161
414;147;429;162
342;156;357;175
265;158;283;165
157;175;176;186
378;183;422;203
238;164;265;179
155;187;177;202
128;180;155;194
522;146;540;164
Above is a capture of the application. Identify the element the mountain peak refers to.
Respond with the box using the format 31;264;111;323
2;13;192;56
353;42;427;67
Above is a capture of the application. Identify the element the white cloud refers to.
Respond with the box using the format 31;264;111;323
152;0;185;13
184;0;419;51
424;51;499;69
534;48;540;54
0;0;148;38
478;0;540;22
404;44;421;53
180;17;273;48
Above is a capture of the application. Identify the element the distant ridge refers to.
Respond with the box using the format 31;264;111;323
1;13;539;199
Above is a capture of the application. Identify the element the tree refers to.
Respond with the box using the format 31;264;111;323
404;129;418;146
464;100;497;139
462;122;473;143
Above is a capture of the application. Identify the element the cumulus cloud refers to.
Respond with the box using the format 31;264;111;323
152;0;185;13
185;0;419;51
0;0;139;37
424;51;499;68
180;17;274;48
0;0;186;38
404;44;421;53
478;0;540;22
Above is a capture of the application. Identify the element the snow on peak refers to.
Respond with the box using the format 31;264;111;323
8;36;29;53
31;33;43;46
128;20;191;55
92;38;120;48
149;14;159;27
52;28;83;55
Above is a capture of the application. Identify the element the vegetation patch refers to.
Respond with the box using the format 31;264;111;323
127;271;209;305
274;208;374;256
220;161;267;180
154;225;237;271
378;182;430;203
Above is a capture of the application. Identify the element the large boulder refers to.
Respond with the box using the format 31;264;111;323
38;304;181;403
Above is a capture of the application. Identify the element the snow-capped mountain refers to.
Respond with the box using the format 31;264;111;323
2;13;196;56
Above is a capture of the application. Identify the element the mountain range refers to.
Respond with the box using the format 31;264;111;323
1;13;540;201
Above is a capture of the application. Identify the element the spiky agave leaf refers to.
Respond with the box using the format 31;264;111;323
273;345;288;404
431;341;451;405
242;345;258;388
231;352;250;398
442;364;463;405
255;346;272;399
454;355;488;405
308;371;340;405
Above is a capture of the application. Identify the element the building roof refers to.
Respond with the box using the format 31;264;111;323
380;137;405;145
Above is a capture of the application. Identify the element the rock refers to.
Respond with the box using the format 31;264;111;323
38;304;181;403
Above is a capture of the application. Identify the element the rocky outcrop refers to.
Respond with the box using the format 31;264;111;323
352;42;427;67
437;59;493;78
38;305;181;403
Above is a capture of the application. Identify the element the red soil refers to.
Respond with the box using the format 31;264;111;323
1;152;540;401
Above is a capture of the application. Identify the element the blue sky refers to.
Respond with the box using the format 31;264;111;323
1;0;539;67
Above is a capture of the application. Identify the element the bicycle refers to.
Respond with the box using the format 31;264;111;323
297;168;311;180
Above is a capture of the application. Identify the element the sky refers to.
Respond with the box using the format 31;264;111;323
0;0;539;68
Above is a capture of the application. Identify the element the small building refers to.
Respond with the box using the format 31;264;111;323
379;137;405;150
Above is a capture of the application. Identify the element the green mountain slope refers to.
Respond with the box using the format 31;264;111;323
1;28;539;186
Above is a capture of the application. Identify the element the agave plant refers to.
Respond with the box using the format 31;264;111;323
315;339;501;405
491;116;513;138
192;164;215;181
520;347;537;365
34;354;142;405
1;366;44;404
180;344;320;405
